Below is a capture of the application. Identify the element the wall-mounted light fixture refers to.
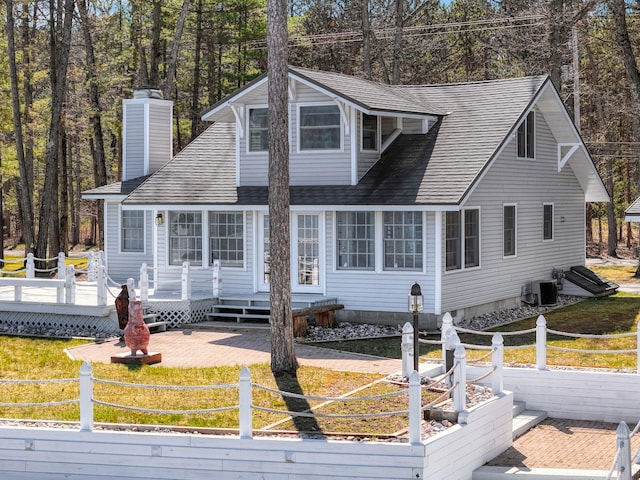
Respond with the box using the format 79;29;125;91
155;212;164;226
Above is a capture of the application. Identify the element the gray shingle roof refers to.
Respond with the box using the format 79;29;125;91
123;72;548;207
83;175;151;197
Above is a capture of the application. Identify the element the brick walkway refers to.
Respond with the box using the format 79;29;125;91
488;418;640;470
66;328;403;374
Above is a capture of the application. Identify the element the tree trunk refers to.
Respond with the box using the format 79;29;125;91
5;0;35;252
267;0;298;374
392;0;403;84
149;0;162;87
606;155;617;257
361;0;371;80
165;0;191;100
78;0;107;248
35;0;74;263
190;0;203;139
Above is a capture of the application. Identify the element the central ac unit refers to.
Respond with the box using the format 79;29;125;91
532;280;558;306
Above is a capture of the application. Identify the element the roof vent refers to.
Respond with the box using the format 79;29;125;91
133;86;163;99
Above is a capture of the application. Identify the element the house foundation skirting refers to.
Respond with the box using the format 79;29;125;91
145;297;216;328
338;309;439;331
0;311;120;336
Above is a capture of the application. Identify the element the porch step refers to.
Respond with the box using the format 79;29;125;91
513;408;547;439
142;313;167;333
206;296;340;323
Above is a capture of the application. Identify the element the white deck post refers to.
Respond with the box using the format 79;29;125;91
96;265;107;307
492;333;504;395
212;260;221;298
181;262;191;300
79;362;93;432
64;265;75;304
617;421;632;480
239;366;252;439
536;315;547;370
440;312;454;366
453;345;466;412
87;252;96;282
26;253;35;278
57;253;66;280
140;263;149;302
408;370;422;445
401;322;414;378
127;277;136;300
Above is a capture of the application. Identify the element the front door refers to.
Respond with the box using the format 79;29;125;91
257;212;323;293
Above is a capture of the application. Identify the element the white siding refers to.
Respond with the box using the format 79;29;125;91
440;109;586;315
104;202;154;285
357;111;381;180
147;102;172;174
239;84;353;186
123;103;145;180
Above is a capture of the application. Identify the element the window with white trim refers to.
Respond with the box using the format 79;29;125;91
209;212;243;267
503;205;517;257
299;105;341;150
517;111;535;159
446;209;480;271
543;203;553;241
248;107;268;152
169;211;202;265
383;211;423;270
337;211;374;269
121;210;144;252
361;113;378;151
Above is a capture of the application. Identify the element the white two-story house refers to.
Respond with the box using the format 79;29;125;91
83;67;609;329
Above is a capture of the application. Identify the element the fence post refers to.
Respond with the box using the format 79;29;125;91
26;253;35;278
87;252;96;282
239;366;252;440
79;362;93;432
65;265;76;304
212;260;221;298
140;263;149;303
57;253;66;280
96;265;107;307
181;262;191;300
492;333;504;395
617;421;632;480
536;315;547;370
408;370;422;445
453;345;467;412
440;312;454;366
401;322;414;378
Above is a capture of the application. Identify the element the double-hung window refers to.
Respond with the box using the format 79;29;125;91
248;107;268;152
446;209;480;271
169;212;202;266
517;110;535;159
337;211;374;269
299;105;341;150
543;203;554;241
384;212;423;270
503;205;517;257
209;212;244;267
121;210;144;252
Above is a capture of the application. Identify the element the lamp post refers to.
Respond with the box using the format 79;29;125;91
408;281;424;373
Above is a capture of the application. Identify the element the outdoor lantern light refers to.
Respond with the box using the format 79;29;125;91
408;281;423;373
155;213;164;226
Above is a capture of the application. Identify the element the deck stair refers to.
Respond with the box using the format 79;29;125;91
206;296;339;323
512;401;547;439
142;311;167;333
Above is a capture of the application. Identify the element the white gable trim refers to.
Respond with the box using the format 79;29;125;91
202;76;268;121
229;103;245;138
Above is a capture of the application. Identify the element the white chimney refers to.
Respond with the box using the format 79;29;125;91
122;86;173;181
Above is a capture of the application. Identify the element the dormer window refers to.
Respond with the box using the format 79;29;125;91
299;104;341;150
248;107;268;152
517;110;535;159
362;113;378;151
